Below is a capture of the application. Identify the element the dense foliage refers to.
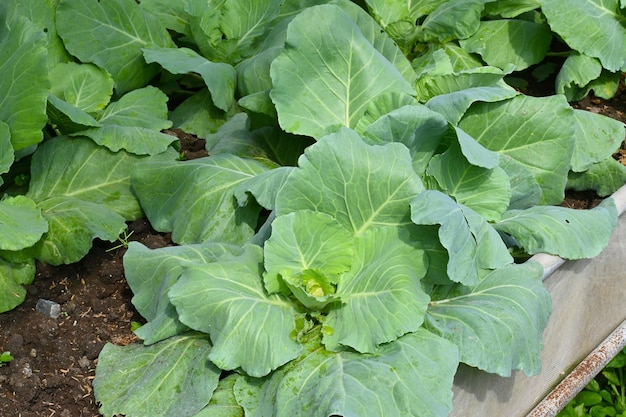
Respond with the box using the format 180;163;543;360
0;0;625;416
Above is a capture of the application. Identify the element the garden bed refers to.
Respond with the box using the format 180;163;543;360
0;89;624;417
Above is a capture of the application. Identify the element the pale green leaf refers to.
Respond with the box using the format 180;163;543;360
275;129;424;236
70;86;176;154
355;93;421;134
426;86;518;125
324;227;429;353
568;158;626;197
204;113;313;167
26;196;126;265
555;53;603;102
169;245;301;377
264;211;353;305
186;0;283;64
0;196;48;251
77;125;177;156
270;4;414;138
494;198;618;259
499;154;542;210
28;136;176;220
420;0;484;42
170;90;228;138
94;334;220;417
123;241;244;345
427;142;512;222
458;94;575;205
332;0;418;85
1;0;72;68
47;94;101;134
460;20;552;71
143;47;236;112
73;86;176;155
48;62;114;112
416;65;513;102
570;109;625;172
426;261;549;376
235;329;458;417
0;122;14;178
411;191;513;286
131;154;267;245
193;374;244;417
362;104;449;174
140;0;192;37
98;86;172;130
587;69;621;99
483;0;541;17
56;0;175;94
0;16;48;151
542;0;626;71
234;167;295;211
0;258;35;313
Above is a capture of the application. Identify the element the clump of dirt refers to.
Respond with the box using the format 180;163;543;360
0;220;170;417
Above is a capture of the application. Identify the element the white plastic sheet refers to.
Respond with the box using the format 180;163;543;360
451;185;626;416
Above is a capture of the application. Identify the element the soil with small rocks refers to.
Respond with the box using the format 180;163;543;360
1;82;625;417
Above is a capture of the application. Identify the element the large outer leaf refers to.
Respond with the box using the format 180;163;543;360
460;20;551;71
570;109;625;172
458;95;575;205
0;258;35;313
204;113;314;167
494;198;618;259
170;90;228;138
2;0;72;69
542;0;626;71
425;261;550;377
0;122;12;181
0;16;48;151
425;86;518;125
28;136;175;220
131;154;267;245
168;245;301;377
420;0;485;42
362;104;449;174
143;47;236;112
186;0;283;64
140;0;192;37
411;190;513;286
235;329;459;417
323;226;430;353
94;334;220;417
426;141;511;222
276;129;424;236
270;4;414;138
56;0;175;94
26;196;126;265
264;211;353;299
0;196;48;251
123;241;244;345
74;86;176;155
49;62;114;113
568;158;626;197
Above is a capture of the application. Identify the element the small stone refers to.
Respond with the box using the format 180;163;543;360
36;299;61;319
29;349;37;358
78;356;90;369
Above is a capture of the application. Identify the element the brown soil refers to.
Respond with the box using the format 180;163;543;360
1;85;625;417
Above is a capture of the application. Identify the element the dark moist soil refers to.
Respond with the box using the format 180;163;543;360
1;83;626;417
